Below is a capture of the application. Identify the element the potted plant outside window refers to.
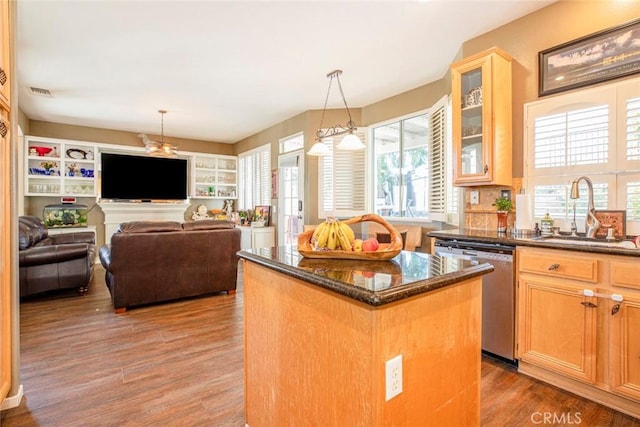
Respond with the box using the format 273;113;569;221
493;196;513;233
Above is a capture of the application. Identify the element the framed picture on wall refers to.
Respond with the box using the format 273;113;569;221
254;205;271;226
539;18;640;96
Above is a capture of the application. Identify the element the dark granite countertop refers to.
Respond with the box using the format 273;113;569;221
237;246;494;307
427;229;640;257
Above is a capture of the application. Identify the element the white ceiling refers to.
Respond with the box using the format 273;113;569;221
16;0;554;145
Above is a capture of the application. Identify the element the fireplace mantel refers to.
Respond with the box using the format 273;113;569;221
99;201;190;243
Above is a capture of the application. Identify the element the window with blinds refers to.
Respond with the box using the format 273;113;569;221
318;129;367;218
238;143;271;211
367;95;450;221
524;77;640;235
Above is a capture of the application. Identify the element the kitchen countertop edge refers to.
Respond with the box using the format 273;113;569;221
428;229;640;257
238;250;494;307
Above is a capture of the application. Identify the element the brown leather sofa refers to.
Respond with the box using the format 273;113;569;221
19;215;96;297
99;219;241;313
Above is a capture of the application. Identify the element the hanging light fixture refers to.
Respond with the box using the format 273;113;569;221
139;109;178;157
307;69;364;156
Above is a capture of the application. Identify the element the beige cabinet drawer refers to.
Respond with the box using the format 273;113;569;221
519;250;598;283
610;261;640;290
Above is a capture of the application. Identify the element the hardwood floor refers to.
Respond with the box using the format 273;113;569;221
2;263;639;426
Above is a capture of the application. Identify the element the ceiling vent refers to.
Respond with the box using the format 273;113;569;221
29;87;53;97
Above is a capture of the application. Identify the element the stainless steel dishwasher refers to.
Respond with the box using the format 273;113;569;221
434;239;516;362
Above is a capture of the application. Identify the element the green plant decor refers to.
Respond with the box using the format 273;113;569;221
493;196;513;212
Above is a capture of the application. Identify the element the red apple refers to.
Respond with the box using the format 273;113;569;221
362;238;379;252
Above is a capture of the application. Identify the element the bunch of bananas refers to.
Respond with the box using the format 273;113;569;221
311;217;356;251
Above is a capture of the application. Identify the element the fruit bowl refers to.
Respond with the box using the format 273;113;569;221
297;213;402;261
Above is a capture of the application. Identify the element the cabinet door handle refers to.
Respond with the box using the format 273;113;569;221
0;68;6;86
611;303;620;316
0;119;7;138
581;301;598;308
548;263;560;271
483;164;488;174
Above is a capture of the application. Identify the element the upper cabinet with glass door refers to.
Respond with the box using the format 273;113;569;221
451;47;512;186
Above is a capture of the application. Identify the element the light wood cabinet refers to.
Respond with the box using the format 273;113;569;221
0;0;11;405
518;273;597;384
0;0;10;110
451;47;512;186
517;247;640;418
609;292;640;402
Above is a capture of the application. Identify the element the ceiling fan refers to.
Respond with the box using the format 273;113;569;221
138;110;178;157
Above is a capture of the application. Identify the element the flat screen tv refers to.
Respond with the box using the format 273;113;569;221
100;153;188;201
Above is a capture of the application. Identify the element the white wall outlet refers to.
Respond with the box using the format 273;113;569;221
385;354;403;401
470;190;479;205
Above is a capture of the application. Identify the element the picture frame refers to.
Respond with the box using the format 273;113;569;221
271;169;278;199
254;205;271;226
594;210;626;238
538;18;640;97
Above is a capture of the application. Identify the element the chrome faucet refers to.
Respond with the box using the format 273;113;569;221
570;176;600;238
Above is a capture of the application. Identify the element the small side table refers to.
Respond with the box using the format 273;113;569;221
237;225;275;250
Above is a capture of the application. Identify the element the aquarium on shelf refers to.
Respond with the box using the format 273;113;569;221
42;204;88;228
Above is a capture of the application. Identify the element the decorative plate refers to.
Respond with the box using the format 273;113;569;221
297;213;402;261
66;148;87;159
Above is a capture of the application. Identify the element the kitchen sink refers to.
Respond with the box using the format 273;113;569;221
538;237;637;249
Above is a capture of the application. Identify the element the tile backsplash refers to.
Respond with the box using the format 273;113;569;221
464;178;522;231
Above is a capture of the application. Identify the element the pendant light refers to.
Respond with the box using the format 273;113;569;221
307;70;364;156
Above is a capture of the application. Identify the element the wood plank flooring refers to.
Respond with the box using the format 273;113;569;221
2;263;639;426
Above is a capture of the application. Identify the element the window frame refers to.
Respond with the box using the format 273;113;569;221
237;143;271;211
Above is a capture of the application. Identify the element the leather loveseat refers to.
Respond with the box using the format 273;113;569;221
99;219;241;313
19;215;96;297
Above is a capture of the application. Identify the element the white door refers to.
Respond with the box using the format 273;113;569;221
278;151;304;246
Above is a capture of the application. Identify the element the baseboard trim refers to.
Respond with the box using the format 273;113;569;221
519;362;640;420
1;384;24;411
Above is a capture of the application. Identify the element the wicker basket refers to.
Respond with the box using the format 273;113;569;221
297;213;402;261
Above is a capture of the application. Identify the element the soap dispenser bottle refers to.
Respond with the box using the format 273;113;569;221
541;212;554;236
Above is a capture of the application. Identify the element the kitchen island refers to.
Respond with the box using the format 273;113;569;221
237;247;494;427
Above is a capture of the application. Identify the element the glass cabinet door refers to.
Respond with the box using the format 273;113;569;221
451;47;512;187
460;67;485;176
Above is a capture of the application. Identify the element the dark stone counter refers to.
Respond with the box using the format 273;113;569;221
427;229;640;257
237;246;494;307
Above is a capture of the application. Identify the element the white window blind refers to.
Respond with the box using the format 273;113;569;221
428;102;446;214
626;97;640;161
533;182;608;222
626;181;640;221
445;98;459;225
319;129;366;218
533;105;608;169
238;144;271;210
